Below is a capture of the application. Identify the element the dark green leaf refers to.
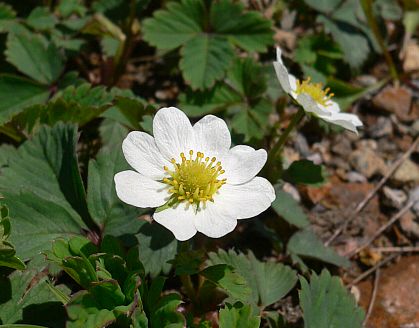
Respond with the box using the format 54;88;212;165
300;270;364;328
283;160;327;186
26;7;57;30
207;250;297;308
0;75;49;126
0;124;89;260
272;187;310;228
287;230;350;268
6;32;64;84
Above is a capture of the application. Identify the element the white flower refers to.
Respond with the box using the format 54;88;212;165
114;107;275;241
273;47;363;134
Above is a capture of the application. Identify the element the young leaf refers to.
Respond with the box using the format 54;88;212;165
200;264;251;301
0;124;89;260
219;302;261;328
26;7;57;30
271;187;310;228
6;32;64;84
207;250;297;308
287;230;350;268
0;75;49;126
300;269;364;328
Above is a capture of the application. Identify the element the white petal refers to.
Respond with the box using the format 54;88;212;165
122;131;169;180
114;171;169;208
221;145;267;185
318;112;363;134
326;100;341;113
193;115;231;157
153;205;197;241
296;93;332;116
215;177;275;219
193;202;237;238
153;107;195;161
273;47;295;95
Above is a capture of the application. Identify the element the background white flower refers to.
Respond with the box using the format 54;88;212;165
114;107;275;241
273;47;363;134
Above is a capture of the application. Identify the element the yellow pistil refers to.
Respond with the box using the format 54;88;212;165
162;150;226;208
295;77;334;107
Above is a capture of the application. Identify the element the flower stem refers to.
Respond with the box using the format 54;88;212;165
270;106;305;160
266;106;305;181
361;0;399;82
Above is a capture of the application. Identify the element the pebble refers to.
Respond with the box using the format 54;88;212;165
393;159;419;183
382;186;407;209
349;148;388;178
372;86;413;121
347;171;368;183
368;116;393;138
400;210;419;238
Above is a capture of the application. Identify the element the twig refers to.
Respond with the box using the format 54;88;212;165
348;201;414;257
363;268;380;327
325;137;419;246
347;254;398;288
371;246;419;253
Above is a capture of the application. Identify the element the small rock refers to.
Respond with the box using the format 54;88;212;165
294;133;310;157
382;186;407;209
402;41;419;73
400;210;419;238
283;182;301;202
409;186;419;216
368;116;393;138
306;153;322;165
349;149;388;178
410;120;419;136
393;159;419;183
347;171;368;183
331;135;352;158
372;86;413;121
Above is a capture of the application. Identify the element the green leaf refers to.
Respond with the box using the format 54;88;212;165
0;325;49;328
219;302;260;328
0;124;89;260
200;264;251;301
283;160;327;186
18;84;114;132
135;223;177;277
99;119;129;149
87;146;146;236
5;32;64;84
271;187;310;228
0;2;17;32
143;0;272;89
287;230;350;268
26;7;57;30
374;0;402;21
300;270;364;328
304;0;341;13
0;269;68;325
207;250;297;308
0;75;49;126
317;14;370;68
230;99;272;141
180;35;234;90
149;293;184;328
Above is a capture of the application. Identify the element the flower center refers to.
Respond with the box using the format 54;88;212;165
162;150;226;207
295;77;334;107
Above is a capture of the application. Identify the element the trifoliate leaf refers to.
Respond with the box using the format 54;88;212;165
287;230;350;268
207;250;297;308
5;32;64;84
299;270;364;328
143;0;272;89
219;302;261;328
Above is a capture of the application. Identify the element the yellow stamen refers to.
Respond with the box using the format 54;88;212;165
295;76;334;107
161;151;226;208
